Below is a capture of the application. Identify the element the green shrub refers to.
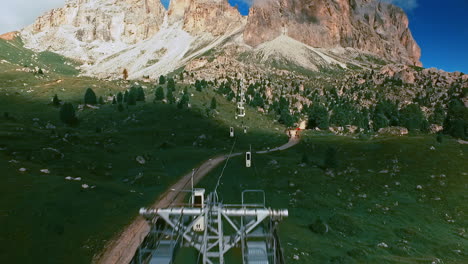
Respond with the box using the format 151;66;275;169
374;100;400;126
372;113;389;131
279;109;294;127
444;99;468;139
307;105;329;130
430;103;446;125
400;104;425;131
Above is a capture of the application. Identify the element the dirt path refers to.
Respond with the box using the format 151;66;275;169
94;132;300;264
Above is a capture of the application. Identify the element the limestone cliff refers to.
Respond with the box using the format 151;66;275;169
168;0;246;36
244;0;422;66
17;0;424;78
21;0;166;61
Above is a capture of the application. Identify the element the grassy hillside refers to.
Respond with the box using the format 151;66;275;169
199;132;468;264
0;37;80;76
0;64;286;263
1;36;466;264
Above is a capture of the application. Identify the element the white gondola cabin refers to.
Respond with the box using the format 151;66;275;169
237;102;246;118
246;152;251;168
230;127;235;137
192;188;205;232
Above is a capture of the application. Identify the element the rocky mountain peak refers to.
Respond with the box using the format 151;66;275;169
16;0;424;78
168;0;246;35
244;0;422;66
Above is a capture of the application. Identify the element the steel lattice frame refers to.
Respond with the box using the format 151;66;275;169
139;193;288;264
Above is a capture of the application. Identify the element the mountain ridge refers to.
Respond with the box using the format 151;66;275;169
8;0;422;79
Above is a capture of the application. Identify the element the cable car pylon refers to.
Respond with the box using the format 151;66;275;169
136;190;288;264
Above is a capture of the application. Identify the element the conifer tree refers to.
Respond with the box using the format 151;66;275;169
167;78;176;91
136;87;145;102
123;90;129;103
166;87;175;104
155;86;165;101
117;92;123;103
127;91;136;105
210;97;217;110
84;88;97;105
159;75;166;85
52;94;60;107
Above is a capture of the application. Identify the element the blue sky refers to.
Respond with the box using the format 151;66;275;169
1;0;466;73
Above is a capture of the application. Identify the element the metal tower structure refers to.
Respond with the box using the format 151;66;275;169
133;190;288;264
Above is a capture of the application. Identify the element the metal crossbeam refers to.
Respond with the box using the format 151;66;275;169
138;192;288;264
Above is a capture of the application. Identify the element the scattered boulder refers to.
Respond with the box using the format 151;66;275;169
41;147;64;160
40;169;50;174
269;160;278;166
377;242;389;248
45;123;56;129
136;156;146;165
378;126;409;136
430;124;443;134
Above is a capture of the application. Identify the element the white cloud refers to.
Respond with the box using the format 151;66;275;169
379;0;419;11
0;0;66;34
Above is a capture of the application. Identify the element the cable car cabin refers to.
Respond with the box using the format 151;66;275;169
237;107;245;118
192;188;205;232
191;188;205;208
230;127;235;137
244;127;247;134
246;152;251;168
